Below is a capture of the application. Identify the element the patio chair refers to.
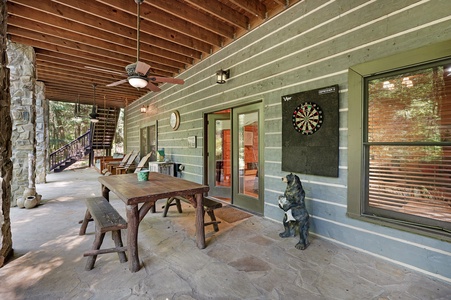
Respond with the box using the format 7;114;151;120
114;151;140;175
102;150;134;175
133;152;154;173
115;152;152;175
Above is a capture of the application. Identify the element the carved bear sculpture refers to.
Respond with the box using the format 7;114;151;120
278;173;310;250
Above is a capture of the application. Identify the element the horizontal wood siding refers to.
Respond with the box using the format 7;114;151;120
125;0;451;282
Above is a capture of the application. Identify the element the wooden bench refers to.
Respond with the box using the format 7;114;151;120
162;196;222;232
81;197;128;271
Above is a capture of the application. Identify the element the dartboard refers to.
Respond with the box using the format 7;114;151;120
292;102;323;135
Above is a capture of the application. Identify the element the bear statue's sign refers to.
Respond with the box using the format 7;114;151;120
281;85;339;177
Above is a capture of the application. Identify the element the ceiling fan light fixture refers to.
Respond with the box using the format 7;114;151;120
128;76;148;88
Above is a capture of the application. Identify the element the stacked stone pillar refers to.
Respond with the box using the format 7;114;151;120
0;0;13;267
35;81;47;184
7;41;37;205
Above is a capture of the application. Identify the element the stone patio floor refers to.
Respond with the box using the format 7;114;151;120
1;167;450;300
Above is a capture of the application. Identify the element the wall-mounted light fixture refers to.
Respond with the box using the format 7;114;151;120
140;104;149;113
216;69;230;84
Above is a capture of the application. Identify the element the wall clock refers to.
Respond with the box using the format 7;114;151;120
170;110;180;130
292;102;323;135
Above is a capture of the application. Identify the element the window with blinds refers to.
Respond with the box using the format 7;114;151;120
364;61;451;231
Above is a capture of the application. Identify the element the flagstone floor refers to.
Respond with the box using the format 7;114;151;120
0;167;450;300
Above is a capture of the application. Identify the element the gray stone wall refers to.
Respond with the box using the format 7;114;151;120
35;81;47;184
7;41;36;205
0;0;13;267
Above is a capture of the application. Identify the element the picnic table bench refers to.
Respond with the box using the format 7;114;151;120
163;196;222;232
81;197;128;270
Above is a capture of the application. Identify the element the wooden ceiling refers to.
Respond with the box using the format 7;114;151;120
6;0;299;108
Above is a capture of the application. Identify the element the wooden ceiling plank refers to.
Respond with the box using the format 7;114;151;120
9;0;202;64
43;83;143;100
9;0;135;39
8;16;176;70
183;0;249;30
228;0;267;19
36;67;144;94
272;0;287;6
42;86;132;107
37;66;151;94
146;0;235;39
53;0;214;54
8;2;136;50
42;80;144;98
9;0;198;63
36;51;175;78
32;43;180;76
96;0;220;50
7;24;186;72
44;92;126;108
37;66;124;84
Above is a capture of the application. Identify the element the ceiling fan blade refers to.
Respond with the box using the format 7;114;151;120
148;77;185;85
106;79;128;87
85;66;125;76
146;82;162;92
135;61;151;75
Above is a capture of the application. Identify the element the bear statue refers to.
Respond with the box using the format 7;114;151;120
278;173;310;250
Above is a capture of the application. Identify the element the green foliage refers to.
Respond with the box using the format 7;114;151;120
49;101;125;155
48;101;92;152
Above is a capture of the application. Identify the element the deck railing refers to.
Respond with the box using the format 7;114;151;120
49;131;91;171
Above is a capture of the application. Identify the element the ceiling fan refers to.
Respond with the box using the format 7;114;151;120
106;0;184;92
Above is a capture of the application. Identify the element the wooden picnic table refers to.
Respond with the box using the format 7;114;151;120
98;172;209;272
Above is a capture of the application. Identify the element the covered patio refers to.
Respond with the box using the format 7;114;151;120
0;167;450;299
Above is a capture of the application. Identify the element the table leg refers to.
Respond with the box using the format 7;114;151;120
102;184;110;201
126;204;140;272
195;193;206;249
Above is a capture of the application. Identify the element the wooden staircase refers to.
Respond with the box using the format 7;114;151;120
90;107;121;150
49;131;91;172
49;106;121;172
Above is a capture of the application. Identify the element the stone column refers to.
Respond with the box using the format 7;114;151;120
0;0;13;267
35;81;47;184
7;41;37;205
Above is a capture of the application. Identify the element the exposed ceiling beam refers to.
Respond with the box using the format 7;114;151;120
6;0;298;108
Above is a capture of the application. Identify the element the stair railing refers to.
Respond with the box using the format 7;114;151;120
49;131;91;171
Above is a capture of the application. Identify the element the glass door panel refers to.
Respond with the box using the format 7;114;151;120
232;103;263;213
207;113;231;200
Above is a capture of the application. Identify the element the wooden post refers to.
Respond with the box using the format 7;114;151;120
126;204;140;272
195;193;206;249
101;184;109;201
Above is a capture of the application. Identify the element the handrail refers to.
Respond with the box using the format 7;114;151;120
49;131;91;171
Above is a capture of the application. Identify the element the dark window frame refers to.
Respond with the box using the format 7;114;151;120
347;40;451;241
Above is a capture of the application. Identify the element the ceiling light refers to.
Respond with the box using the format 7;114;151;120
128;76;148;88
89;112;99;123
216;69;230;84
90;83;99;123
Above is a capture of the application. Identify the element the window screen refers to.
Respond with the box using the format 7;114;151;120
365;62;451;230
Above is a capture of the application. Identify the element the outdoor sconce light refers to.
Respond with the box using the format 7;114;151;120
140;105;148;113
216;69;230;84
